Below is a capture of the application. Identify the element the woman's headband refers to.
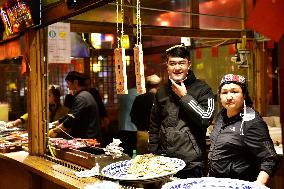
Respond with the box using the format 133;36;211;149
220;74;246;86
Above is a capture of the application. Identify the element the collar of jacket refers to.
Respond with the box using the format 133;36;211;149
220;108;242;129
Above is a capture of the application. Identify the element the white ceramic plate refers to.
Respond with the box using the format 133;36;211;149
101;157;185;182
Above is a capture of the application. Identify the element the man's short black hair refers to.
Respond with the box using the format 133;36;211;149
166;44;190;61
65;71;87;86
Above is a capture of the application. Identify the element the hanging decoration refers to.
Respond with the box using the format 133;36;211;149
195;48;202;59
114;0;128;94
211;46;218;57
133;0;146;94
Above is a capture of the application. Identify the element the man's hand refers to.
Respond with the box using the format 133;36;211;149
170;79;187;98
48;124;65;138
48;129;58;138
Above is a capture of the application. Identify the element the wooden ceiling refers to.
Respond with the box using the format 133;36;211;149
42;0;253;40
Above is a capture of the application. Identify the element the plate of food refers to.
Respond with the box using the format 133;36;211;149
101;154;185;182
161;177;269;189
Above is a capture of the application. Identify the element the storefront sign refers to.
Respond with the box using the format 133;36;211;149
48;22;71;64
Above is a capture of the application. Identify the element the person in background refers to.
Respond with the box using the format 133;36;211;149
49;85;69;122
48;71;101;140
84;77;110;146
117;79;138;157
130;74;161;155
208;74;278;185
7;86;68;127
6;113;28;128
149;44;214;178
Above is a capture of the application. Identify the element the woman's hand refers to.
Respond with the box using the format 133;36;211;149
6;119;22;128
255;170;270;185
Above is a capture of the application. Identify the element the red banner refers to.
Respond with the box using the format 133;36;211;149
195;48;202;59
246;0;284;42
211;46;218;57
228;44;236;55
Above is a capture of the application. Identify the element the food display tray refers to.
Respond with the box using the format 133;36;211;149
50;146;130;170
0;144;22;153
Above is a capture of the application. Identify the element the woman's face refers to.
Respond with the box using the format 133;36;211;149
49;91;56;104
220;83;245;116
167;56;190;82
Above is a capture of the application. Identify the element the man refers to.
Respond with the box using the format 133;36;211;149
49;71;101;140
117;79;138;157
149;44;214;178
130;74;161;154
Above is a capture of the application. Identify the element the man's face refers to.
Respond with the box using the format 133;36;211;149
66;80;77;93
167;56;190;82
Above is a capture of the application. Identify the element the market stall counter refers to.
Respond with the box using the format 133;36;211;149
0;151;103;189
0;137;136;189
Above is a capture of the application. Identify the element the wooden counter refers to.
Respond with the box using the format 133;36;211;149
0;151;103;189
1;150;282;189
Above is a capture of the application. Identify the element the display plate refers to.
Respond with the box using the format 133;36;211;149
161;177;269;189
101;156;185;182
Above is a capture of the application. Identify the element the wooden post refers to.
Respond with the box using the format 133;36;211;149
26;28;47;156
254;42;267;115
279;36;284;159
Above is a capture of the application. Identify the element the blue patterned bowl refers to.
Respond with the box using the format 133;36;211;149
161;177;270;189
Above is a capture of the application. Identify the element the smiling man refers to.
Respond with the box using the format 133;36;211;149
149;44;215;178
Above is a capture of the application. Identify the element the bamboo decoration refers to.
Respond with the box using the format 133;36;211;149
114;47;128;94
134;0;146;94
134;44;145;94
114;0;128;94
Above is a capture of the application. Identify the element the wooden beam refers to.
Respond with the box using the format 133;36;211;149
42;0;115;27
191;0;199;29
69;20;254;39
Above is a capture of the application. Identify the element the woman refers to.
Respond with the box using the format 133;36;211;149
49;85;69;122
208;74;278;185
7;86;68;127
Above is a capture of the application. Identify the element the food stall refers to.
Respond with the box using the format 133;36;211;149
0;0;283;189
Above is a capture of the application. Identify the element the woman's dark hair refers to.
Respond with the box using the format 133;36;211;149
49;86;62;122
49;86;61;106
166;44;190;61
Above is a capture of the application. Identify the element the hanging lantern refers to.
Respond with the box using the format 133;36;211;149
120;35;130;49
